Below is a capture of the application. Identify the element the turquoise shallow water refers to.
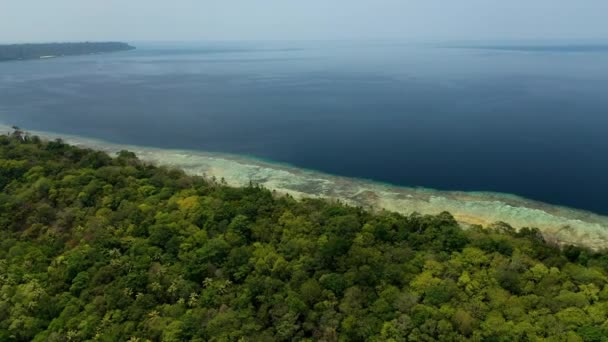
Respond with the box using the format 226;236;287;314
0;41;607;214
4;123;608;250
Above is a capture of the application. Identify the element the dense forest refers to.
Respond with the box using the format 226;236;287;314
2;130;608;341
0;42;134;61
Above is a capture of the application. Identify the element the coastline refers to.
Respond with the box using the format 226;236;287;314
4;124;608;250
0;42;135;62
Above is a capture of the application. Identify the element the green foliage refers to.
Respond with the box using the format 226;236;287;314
0;42;134;61
1;133;608;341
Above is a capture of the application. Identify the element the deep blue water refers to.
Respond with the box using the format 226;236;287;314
1;41;607;214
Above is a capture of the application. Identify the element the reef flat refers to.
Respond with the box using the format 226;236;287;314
4;124;608;250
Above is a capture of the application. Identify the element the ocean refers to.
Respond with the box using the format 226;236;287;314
1;41;607;214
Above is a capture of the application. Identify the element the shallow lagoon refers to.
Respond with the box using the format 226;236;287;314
4;124;608;249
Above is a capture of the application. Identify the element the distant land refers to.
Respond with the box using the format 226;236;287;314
447;44;608;52
0;42;135;61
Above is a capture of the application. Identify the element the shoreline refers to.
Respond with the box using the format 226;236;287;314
0;42;135;63
4;124;608;249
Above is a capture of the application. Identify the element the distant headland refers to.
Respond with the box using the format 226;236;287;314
0;42;135;62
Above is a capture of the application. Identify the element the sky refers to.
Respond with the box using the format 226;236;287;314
1;0;608;43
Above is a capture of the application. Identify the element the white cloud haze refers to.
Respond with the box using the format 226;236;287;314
1;0;607;43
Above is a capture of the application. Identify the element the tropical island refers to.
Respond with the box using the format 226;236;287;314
0;42;135;62
2;128;608;341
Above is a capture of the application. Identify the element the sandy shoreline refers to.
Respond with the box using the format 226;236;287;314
4;124;608;250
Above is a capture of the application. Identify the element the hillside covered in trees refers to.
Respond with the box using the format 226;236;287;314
0;42;134;61
2;131;608;341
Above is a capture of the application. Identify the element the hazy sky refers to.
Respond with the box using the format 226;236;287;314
2;0;607;43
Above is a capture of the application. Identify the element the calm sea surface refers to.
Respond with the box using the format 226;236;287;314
1;41;607;214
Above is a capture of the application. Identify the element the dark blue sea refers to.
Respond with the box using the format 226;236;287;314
1;41;607;214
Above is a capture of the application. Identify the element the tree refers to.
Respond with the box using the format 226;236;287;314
1;134;608;341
